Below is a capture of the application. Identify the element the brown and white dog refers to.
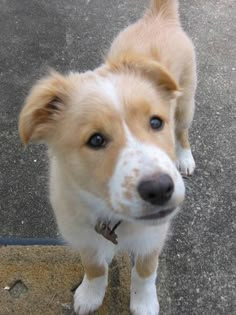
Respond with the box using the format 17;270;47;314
19;1;196;314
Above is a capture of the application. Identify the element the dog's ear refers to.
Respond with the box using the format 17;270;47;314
19;71;74;145
108;53;182;98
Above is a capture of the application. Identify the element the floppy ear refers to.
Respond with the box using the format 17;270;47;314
19;71;73;145
107;53;182;98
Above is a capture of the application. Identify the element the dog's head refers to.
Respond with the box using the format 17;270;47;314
19;55;185;224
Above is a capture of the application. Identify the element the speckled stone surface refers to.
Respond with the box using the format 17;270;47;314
0;246;131;315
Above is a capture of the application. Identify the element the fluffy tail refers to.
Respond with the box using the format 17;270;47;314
150;0;179;20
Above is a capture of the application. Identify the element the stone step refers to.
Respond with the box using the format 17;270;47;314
0;246;131;315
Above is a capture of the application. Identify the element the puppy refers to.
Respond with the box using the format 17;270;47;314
19;1;196;314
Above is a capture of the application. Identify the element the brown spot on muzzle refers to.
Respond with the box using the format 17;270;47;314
123;190;132;200
122;175;135;191
122;167;141;202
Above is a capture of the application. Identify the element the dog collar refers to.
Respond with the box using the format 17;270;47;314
94;220;122;245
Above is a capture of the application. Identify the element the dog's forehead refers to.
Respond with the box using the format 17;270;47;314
96;76;121;111
90;73;161;115
99;73;170;118
68;73;169;135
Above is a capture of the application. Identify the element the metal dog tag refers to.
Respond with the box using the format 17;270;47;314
94;220;121;245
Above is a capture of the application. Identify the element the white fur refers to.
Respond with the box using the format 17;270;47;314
97;76;121;111
74;272;108;315
51;171;170;257
130;268;159;315
20;0;196;313
48;90;185;315
176;141;195;175
49;122;183;255
109;123;185;218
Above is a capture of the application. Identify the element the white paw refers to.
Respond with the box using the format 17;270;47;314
130;295;160;315
130;269;159;315
74;274;107;315
176;147;195;176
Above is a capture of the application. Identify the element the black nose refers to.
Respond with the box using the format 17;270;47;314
137;174;174;205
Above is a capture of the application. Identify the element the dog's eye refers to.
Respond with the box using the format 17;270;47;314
150;116;164;131
87;133;107;149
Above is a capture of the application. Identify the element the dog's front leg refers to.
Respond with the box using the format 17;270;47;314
130;250;160;315
74;248;110;315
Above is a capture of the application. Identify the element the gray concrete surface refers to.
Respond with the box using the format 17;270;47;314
0;0;235;314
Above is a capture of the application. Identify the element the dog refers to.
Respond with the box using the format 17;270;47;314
19;1;196;314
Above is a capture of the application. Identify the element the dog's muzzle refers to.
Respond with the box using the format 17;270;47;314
137;173;174;206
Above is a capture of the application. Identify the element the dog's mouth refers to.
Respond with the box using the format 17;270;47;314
135;208;175;220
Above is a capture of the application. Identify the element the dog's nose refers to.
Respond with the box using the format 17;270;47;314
137;174;174;205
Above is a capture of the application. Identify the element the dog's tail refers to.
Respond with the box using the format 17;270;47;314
150;0;179;20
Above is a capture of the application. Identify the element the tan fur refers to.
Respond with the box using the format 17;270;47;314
19;71;127;203
84;264;106;280
150;0;179;20
80;249;106;280
136;250;159;278
18;69;177;211
113;73;177;160
176;128;190;149
58;104;126;203
19;0;196;170
107;52;181;97
19;71;76;145
19;0;196;298
106;0;196;156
